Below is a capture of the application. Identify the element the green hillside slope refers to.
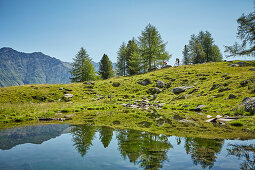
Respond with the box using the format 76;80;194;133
0;61;255;139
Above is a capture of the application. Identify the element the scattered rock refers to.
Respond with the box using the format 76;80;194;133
156;80;165;88
207;115;213;118
148;87;162;94
242;97;255;114
218;117;238;122
137;79;151;86
236;62;248;66
190;105;205;112
59;87;64;90
228;94;237;99
112;82;120;87
229;64;239;67
240;80;249;87
216;115;222;118
83;81;95;85
64;88;72;91
63;93;73;98
218;87;230;92
219;122;226;125
172;86;194;94
206;118;217;122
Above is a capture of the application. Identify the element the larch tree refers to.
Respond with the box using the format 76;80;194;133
225;9;255;57
138;24;171;71
70;47;96;82
99;54;113;80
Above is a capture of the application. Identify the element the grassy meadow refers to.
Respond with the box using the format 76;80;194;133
1;60;255;139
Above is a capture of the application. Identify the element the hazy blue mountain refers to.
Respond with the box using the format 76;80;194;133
0;47;116;87
0;47;71;87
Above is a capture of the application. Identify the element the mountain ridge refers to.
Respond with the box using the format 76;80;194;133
0;47;115;87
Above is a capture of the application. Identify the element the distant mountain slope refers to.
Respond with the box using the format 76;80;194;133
0;47;71;87
0;47;117;87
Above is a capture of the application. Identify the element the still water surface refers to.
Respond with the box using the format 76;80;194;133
0;124;254;170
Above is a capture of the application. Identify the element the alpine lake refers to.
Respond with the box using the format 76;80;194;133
0;124;254;170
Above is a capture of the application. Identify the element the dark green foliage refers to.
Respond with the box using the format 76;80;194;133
225;9;255;57
138;24;171;71
182;45;190;65
99;54;113;79
116;43;127;76
190;40;206;64
0;47;71;87
126;38;141;75
183;31;222;64
70;48;96;82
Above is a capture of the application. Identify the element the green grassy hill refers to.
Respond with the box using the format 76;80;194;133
0;61;255;139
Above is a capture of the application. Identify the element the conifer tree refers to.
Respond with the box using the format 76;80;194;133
70;47;96;82
225;9;255;57
182;45;190;65
99;54;113;79
126;38;141;75
116;42;127;76
138;24;171;71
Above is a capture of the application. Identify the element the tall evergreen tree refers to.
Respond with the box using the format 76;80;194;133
99;54;113;79
116;42;127;76
70;47;96;82
182;45;190;65
138;24;171;71
126;38;141;75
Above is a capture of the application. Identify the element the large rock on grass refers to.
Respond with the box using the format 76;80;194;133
242;97;255;114
137;79;151;86
112;82;120;87
148;87;162;94
172;86;194;94
156;80;165;88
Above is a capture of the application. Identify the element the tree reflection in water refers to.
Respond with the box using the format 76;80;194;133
98;126;114;148
227;144;255;170
71;125;96;157
116;129;172;170
70;125;237;170
184;137;224;169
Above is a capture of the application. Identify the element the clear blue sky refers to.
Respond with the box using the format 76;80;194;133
0;0;254;65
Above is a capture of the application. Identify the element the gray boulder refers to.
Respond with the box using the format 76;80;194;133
172;86;194;94
242;97;255;114
228;94;237;99
148;87;162;94
137;79;151;86
112;82;120;87
156;80;165;88
63;93;73;98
